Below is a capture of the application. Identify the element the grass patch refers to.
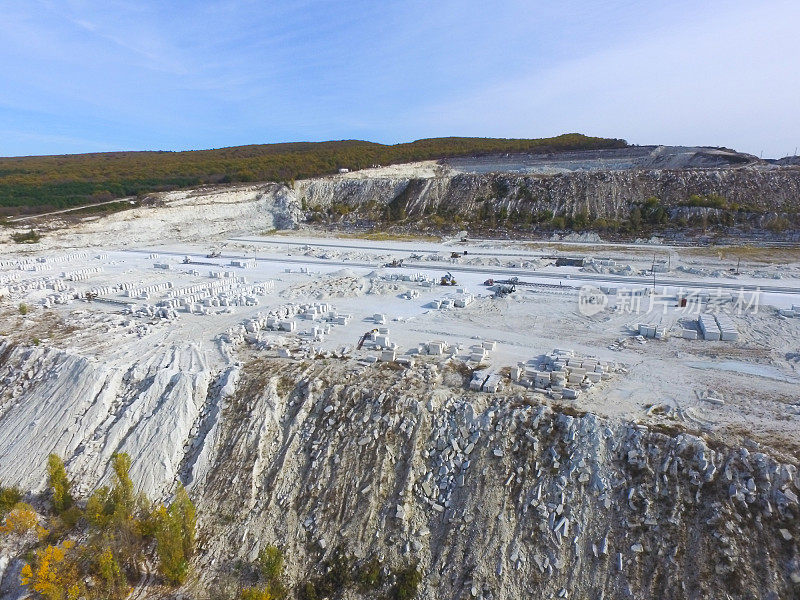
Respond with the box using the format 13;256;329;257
391;564;422;600
340;231;441;243
550;403;588;419
67;200;135;217
649;422;689;437
259;228;295;236
355;556;383;592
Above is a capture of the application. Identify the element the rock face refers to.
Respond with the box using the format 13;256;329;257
2;343;796;599
0;340;226;498
294;166;800;223
291;146;800;229
192;359;799;600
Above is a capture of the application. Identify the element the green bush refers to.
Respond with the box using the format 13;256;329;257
298;581;319;600
86;452;137;528
392;564;422;600
58;505;82;529
11;230;41;243
85;486;115;529
680;193;728;209
46;454;74;514
110;453;135;519
154;485;196;586
491;178;510;198
0;484;22;516
356;556;383;591
629;206;642;229
328;202;352;217
640;196;668;226
95;546;128;599
297;546;354;599
155;504;189;585
258;545;284;582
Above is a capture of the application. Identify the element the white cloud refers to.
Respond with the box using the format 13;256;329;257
414;1;800;157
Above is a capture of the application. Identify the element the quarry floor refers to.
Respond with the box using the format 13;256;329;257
2;232;799;467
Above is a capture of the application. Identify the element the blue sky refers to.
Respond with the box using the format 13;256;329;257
1;0;798;157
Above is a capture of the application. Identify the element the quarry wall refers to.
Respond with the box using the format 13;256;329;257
293;166;800;224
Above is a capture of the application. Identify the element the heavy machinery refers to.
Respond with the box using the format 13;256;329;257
484;277;516;295
207;249;221;258
384;258;404;268
357;328;379;350
182;255;217;267
493;283;516;297
440;272;457;286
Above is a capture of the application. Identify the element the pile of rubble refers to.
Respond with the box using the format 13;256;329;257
512;349;618;400
124;304;180;320
417;399;483;514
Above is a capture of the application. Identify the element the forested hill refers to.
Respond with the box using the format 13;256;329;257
0;134;626;214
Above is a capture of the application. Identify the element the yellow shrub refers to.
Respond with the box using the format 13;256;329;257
241;587;273;600
0;502;43;537
21;541;83;600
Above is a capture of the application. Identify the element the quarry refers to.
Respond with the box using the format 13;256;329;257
1;148;799;599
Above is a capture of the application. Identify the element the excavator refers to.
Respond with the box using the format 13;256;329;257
357;328;379;350
440;272;457;286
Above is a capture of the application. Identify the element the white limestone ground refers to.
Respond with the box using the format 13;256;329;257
1;185;799;598
1;230;799;498
335;160;446;180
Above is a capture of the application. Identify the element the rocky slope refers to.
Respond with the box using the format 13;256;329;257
0;340;798;599
295;148;800;226
0;340;223;499
191;355;799;600
1;183;301;251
